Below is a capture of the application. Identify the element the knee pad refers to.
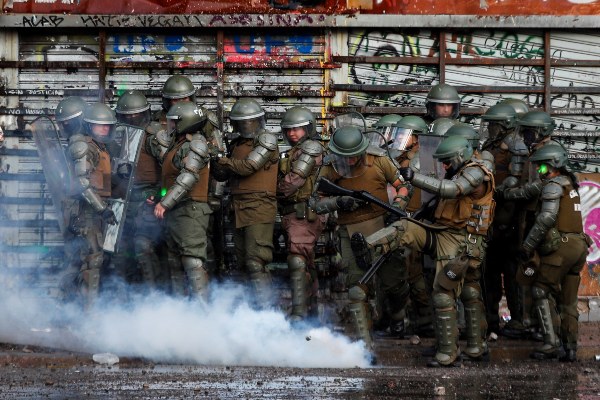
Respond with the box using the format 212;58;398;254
460;285;481;303
287;255;307;272
246;258;266;274
182;256;206;272
433;292;455;310
348;285;368;302
532;285;547;301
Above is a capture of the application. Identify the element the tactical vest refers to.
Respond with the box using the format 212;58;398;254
278;145;320;205
434;161;495;235
230;137;278;196
552;177;584;234
162;136;209;202
88;138;111;198
135;132;161;185
334;154;390;226
487;143;511;184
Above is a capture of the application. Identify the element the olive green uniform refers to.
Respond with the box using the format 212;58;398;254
319;154;409;348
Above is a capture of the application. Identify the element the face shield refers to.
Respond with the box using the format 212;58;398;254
231;116;266;138
389;127;417;157
367;126;393;149
162;96;192;113
519;125;544;149
479;120;508;143
89;123;116;143
331;152;368;178
117;110;151;129
58;118;82;139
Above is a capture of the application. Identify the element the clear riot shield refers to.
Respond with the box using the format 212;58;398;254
30;117;72;235
417;133;445;205
332;112;367;133
103;125;145;253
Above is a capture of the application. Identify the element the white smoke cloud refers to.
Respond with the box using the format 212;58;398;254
0;280;371;368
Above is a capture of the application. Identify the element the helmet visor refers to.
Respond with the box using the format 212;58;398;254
479;120;506;143
367;127;392;148
519;125;543;148
117;110;150;129
232;117;265;138
332;153;368;178
389;127;414;151
58;118;82;138
90;123;116;143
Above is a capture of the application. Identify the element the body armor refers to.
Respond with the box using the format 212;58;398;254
229;132;279;196
161;134;210;208
431;162;495;235
69;134;111;212
325;155;396;225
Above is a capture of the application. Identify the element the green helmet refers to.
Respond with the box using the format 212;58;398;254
116;90;151;128
281;106;317;144
55;96;87;138
481;103;517;129
373;114;402;128
162;75;196;111
498;98;529;117
229;99;266;138
426;83;461;120
445;123;480;150
166;102;207;137
394;115;428;135
433;135;473;171
429;117;458;136
83;103;118;143
328;126;368;157
329;126;369;178
517;111;556;149
529;143;568;169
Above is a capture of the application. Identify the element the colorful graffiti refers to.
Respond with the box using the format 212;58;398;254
578;176;600;296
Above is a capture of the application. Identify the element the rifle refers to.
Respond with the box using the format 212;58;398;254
316;177;446;231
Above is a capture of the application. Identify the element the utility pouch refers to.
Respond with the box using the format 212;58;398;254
295;202;307;219
539;227;561;256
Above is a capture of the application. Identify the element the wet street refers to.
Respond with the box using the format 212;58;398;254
0;322;598;399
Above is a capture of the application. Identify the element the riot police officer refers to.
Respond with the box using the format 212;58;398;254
55;97;87;140
424;83;461;124
503;111;559;338
310;126;407;350
445;123;495;172
519;144;589;361
212;99;279;307
67;103;118;310
277;106;326;320
154;75;197;125
353;136;494;366
154;102;212;299
480;102;529;337
114;90;164;290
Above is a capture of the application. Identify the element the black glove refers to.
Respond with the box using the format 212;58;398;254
517;246;533;265
207;143;224;161
100;207;118;225
399;167;414;182
336;196;361;211
117;163;132;179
